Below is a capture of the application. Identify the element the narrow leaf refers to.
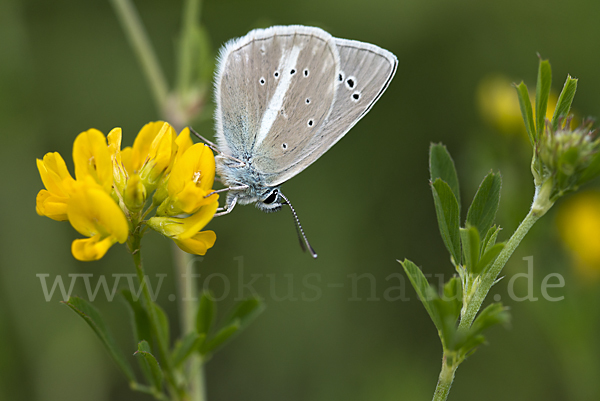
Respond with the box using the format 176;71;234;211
474;243;505;275
460;226;480;273
134;341;164;391
432;179;462;264
153;303;170;347
535;58;552;139
551;75;578;131
196;291;216;336
226;296;265;329
62;297;135;382
171;332;205;367
442;276;463;321
201;320;240;355
466;172;502;239
482;225;501;255
470;303;511;336
431;300;459;351
399;259;442;332
430;143;461;207
515;81;536;145
121;289;153;345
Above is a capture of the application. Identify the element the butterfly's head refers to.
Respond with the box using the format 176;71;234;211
255;187;283;213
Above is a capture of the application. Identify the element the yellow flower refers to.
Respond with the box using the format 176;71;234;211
36;121;219;260
107;127;128;194
128;121;177;190
557;191;600;280
157;143;217;215
147;200;218;255
68;178;129;261
36;152;76;221
152;127;195;206
73;128;113;194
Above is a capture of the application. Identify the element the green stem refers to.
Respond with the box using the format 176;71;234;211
176;0;203;96
173;245;207;401
459;184;553;331
109;0;169;112
128;233;182;400
432;355;458;401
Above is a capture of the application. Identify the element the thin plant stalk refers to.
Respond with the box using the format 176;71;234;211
109;0;169;112
176;0;203;95
129;233;183;401
173;244;207;401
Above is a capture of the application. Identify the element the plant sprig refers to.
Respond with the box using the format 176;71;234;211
401;57;600;401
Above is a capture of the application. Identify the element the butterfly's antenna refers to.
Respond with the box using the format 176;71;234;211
279;192;317;259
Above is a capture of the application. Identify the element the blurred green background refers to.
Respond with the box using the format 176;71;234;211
2;0;600;400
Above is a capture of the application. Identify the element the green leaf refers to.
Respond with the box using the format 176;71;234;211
460;226;480;273
171;332;205;368
201;320;241;355
399;259;442;332
515;81;536;145
121;289;153;345
442;277;463;321
226;296;265;329
153;303;170;348
470;303;511;337
62;297;135;382
455;303;510;357
431;178;462;264
535;58;552;139
466;172;502;239
481;225;501;255
134;341;164;391
429;143;461;207
474;243;505;275
551;75;578;131
196;291;216;336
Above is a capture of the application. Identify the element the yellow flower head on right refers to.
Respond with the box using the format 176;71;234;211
557;191;600;280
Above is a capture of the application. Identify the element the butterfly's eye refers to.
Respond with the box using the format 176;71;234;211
264;190;279;204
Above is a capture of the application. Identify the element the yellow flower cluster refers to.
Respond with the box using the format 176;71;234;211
36;122;218;261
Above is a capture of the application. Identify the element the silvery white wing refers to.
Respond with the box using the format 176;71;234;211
214;25;397;188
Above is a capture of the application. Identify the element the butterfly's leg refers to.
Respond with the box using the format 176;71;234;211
214;196;238;217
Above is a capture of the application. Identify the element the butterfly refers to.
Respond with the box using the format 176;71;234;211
193;25;397;257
